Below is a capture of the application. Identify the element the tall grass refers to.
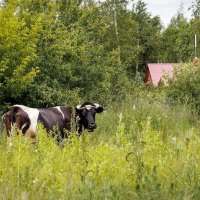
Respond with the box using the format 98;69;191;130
1;93;200;199
96;91;199;140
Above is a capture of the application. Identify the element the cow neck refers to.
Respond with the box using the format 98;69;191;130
74;109;82;136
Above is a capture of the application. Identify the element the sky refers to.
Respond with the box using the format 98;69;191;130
0;0;194;27
140;0;194;27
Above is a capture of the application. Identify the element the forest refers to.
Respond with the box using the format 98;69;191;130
0;0;199;109
1;0;200;199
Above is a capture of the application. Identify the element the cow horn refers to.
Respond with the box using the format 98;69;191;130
94;103;100;108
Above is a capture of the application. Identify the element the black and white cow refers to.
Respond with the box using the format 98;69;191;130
5;102;103;143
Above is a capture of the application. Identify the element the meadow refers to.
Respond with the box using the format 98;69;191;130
0;1;200;199
1;91;200;200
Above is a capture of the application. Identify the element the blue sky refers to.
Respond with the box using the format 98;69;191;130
141;0;194;27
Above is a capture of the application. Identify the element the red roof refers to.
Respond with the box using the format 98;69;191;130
144;63;176;86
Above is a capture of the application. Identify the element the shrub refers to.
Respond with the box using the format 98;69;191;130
166;63;200;114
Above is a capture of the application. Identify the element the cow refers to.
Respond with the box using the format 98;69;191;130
5;102;103;143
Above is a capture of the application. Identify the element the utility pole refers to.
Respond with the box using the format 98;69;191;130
193;34;199;65
195;34;197;57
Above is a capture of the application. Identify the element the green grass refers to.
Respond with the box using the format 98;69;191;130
1;93;200;199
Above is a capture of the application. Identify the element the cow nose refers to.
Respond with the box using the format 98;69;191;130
89;123;96;129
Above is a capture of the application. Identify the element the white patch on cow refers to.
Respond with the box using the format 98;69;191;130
85;105;92;110
55;106;65;119
21;123;27;130
13;105;39;139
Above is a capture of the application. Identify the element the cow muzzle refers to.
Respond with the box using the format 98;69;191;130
88;123;97;132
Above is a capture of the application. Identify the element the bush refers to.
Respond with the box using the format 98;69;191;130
166;63;200;114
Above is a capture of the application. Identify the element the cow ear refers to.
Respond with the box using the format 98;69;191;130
96;106;103;113
94;103;103;113
76;105;82;113
76;105;81;110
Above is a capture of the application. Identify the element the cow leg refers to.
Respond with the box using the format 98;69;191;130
5;111;13;146
13;114;36;143
5;112;11;137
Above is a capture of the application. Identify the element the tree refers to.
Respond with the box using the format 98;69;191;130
161;5;193;63
0;0;40;109
132;0;163;73
0;0;133;108
189;0;200;19
58;1;132;105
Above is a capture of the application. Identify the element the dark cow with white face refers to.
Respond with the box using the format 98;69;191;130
5;102;103;143
76;102;104;135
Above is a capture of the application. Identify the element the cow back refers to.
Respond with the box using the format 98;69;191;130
38;106;72;137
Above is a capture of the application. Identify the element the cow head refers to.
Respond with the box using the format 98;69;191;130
75;102;103;134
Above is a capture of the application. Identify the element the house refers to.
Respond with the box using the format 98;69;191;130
144;63;178;87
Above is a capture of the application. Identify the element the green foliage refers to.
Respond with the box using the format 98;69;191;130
132;0;163;72
0;0;200;110
0;0;135;109
95;90;198;141
189;0;200;19
0;0;200;198
161;11;193;63
165;63;200;114
0;0;41;103
160;3;200;63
